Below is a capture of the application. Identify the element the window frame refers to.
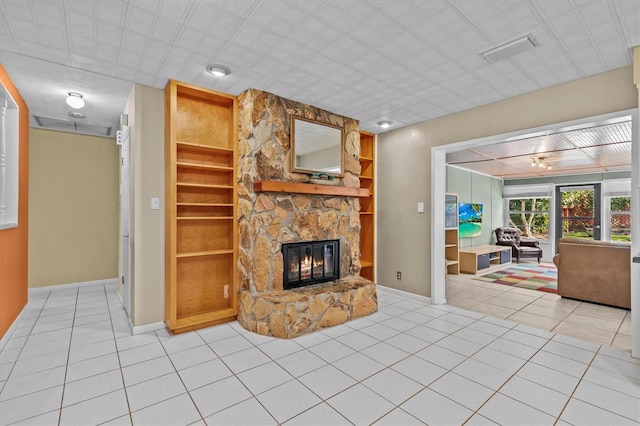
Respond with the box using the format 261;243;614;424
506;197;551;241
0;86;19;231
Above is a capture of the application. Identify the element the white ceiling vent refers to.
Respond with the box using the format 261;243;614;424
480;33;538;63
34;115;112;137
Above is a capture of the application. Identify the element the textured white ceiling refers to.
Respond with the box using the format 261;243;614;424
0;0;637;141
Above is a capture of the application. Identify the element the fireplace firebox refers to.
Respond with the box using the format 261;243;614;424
282;240;340;290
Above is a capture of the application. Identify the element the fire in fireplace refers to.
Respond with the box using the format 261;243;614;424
281;239;340;290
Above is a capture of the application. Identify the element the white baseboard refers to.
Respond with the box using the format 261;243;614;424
0;305;28;352
376;285;433;304
28;278;119;294
131;321;166;335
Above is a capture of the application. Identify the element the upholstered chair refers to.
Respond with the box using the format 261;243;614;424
495;226;542;263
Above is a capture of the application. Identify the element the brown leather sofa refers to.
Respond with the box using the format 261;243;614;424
553;237;630;309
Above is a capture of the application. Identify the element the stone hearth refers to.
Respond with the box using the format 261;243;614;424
236;89;377;338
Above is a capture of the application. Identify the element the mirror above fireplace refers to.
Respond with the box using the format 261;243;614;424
291;116;344;177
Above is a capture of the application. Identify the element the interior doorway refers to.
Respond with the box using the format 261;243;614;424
431;108;639;357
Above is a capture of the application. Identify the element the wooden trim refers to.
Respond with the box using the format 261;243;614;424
254;180;370;197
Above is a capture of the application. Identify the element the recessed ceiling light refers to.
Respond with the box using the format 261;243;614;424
66;92;85;109
377;120;393;129
206;65;231;77
69;111;86;119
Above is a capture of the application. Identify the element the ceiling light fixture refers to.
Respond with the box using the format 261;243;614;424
531;156;552;170
66;92;85;109
480;33;538;63
378;120;393;129
206;65;231;77
69;111;86;119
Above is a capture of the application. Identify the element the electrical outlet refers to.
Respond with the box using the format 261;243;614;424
397;271;402;280
224;284;229;299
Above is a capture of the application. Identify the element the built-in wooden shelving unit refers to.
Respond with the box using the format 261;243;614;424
445;193;460;275
164;80;238;334
359;131;375;281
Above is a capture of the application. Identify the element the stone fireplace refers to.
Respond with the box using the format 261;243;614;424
282;239;340;290
236;89;377;338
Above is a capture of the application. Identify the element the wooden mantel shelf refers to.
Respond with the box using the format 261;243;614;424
254;180;370;197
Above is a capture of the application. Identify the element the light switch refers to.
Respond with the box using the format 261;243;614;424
417;202;425;213
151;197;160;210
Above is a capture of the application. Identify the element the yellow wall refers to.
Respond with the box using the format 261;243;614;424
122;84;165;327
377;66;638;297
28;129;119;287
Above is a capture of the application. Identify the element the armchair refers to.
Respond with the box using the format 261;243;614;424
495;227;542;263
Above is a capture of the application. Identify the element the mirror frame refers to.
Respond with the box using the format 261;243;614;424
290;115;344;177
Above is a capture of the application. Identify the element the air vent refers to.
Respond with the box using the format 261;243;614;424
34;115;112;137
480;33;537;63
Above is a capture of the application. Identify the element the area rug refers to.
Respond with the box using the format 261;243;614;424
472;263;558;293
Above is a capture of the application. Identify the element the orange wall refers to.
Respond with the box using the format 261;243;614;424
0;64;29;339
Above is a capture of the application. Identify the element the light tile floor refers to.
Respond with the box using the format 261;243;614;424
0;282;638;425
445;261;632;351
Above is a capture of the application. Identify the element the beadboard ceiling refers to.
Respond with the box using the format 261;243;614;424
447;116;633;179
0;0;638;177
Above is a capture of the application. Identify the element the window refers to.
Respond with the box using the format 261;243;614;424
0;87;19;230
507;198;550;241
606;196;631;243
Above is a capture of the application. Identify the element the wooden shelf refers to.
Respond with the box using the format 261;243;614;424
359;156;373;162
361;260;374;268
359;175;373;181
177;203;233;207
177;183;233;189
176;249;234;258
174;308;237;332
177;216;234;220
359;211;373;215
254;180;370;197
177;141;234;153
176;162;233;171
446;260;459;266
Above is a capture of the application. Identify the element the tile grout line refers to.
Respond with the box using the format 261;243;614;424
448;268;633;352
101;283;134;425
158;328;211;425
56;287;81;425
3;284;635;425
1;291;56;424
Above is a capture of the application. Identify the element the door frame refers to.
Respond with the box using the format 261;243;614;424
119;125;132;315
555;183;602;245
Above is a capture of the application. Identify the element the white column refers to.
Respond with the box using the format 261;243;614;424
631;46;640;358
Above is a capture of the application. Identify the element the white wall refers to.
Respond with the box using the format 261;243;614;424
121;84;165;327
